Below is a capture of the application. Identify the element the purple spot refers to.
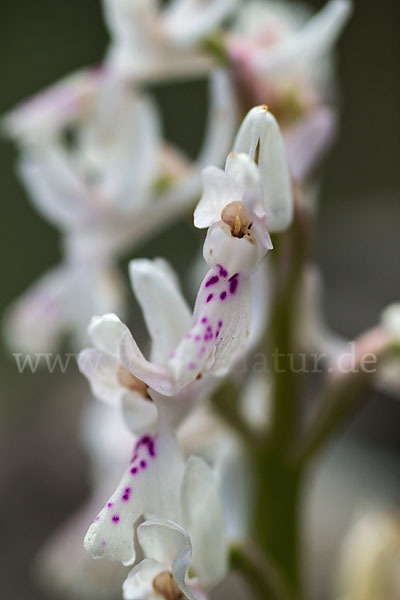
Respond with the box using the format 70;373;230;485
229;278;238;294
141;435;150;444
216;330;220;338
107;502;113;508
95;516;99;521
195;334;201;341
112;515;120;524
130;467;138;475
186;333;192;339
101;540;106;546
218;320;223;328
217;264;228;278
220;291;227;301
205;275;219;287
122;487;131;501
206;293;213;303
148;441;156;457
201;317;207;323
188;362;196;370
140;460;147;469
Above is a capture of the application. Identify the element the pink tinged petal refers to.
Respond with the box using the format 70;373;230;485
284;106;337;181
194;166;241;229
233;106;292;232
119;329;175;396
3;265;71;354
129;258;192;364
253;0;353;75
84;430;184;565
181;457;228;589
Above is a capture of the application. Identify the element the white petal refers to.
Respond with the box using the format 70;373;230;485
181;457;227;588
80;86;161;208
2;67;101;144
197;69;238;170
120;329;175;396
203;222;258;275
381;303;400;345
254;0;353;75
224;152;259;191
284;107;337;181
78;348;123;406
3;265;71;354
88;313;128;358
233;106;292;232
163;0;239;47
18;149;92;230
84;430;184;565
123;558;163;600
129;258;192;364
194;166;241;229
138;519;197;600
168;263;251;386
121;393;159;437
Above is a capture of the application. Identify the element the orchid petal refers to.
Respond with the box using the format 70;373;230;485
3;265;71;354
197;69;238;170
129;258;192;364
194;166;241;229
168;263;251;386
233;106;292;232
84;430;184;565
224;152;260;191
163;0;239;47
123;558;163;600
88;313;129;358
181;457;227;588
254;0;353;75
78;348;123;405
18;149;92;230
138;519;197;600
120;329;175;396
284;106;337;181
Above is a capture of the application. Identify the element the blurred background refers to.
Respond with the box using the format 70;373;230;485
0;1;399;598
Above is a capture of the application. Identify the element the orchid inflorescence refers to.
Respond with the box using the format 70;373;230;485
4;1;400;600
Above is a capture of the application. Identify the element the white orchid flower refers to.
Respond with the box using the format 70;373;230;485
78;258;203;434
227;0;352;180
381;303;400;346
103;0;239;82
84;416;227;600
122;456;226;600
195;104;292;234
